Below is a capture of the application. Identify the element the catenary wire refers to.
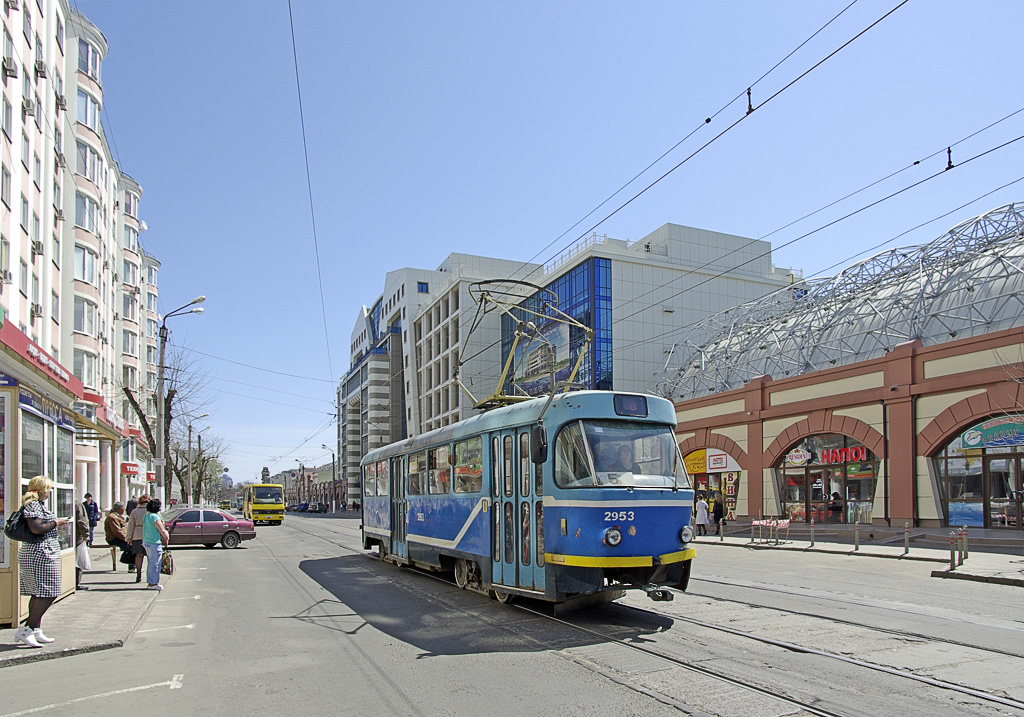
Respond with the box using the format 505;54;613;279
286;0;334;381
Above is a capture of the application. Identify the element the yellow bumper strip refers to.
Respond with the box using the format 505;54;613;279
544;547;696;568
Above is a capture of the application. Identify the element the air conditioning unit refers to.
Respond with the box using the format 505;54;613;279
5;0;19;11
22;98;34;117
0;269;12;283
55;94;66;111
55;209;64;221
33;61;45;78
2;57;16;78
55;152;66;168
30;303;42;318
31;240;43;256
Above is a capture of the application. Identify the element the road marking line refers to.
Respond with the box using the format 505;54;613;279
0;674;185;716
136;624;195;633
174;578;203;582
159;595;201;601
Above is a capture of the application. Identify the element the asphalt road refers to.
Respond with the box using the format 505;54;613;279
1;515;1021;716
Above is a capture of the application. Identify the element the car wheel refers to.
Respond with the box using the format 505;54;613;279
222;532;240;549
203;543;216;548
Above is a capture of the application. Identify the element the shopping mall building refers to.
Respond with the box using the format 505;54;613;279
656;202;1024;531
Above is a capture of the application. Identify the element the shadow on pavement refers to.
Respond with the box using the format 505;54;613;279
297;554;673;657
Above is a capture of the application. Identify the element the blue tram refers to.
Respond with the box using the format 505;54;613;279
360;391;696;605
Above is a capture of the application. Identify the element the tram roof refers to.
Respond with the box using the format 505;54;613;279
362;390;676;464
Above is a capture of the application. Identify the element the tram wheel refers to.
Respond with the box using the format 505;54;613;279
454;559;469;589
493;589;513;604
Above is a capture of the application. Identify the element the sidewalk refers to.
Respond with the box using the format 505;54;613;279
0;545;164;668
695;528;1024;587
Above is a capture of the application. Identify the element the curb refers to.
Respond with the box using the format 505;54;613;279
930;570;1024;587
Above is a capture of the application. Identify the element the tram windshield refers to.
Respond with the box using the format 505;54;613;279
553;420;690;489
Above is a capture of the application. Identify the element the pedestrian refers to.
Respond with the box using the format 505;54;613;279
13;476;70;648
83;493;100;546
712;492;725;535
694;493;710;536
828;492;843;523
74;495;90;590
141;498;170;591
104;502;130;569
126;495;138;516
125;494;150;583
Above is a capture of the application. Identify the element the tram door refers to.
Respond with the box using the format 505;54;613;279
390;456;408;560
490;430;540;591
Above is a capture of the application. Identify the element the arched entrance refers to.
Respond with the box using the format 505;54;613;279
775;434;879;523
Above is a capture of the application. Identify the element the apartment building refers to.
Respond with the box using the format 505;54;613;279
0;1;160;626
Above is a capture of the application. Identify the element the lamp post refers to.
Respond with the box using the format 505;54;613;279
296;460;305;503
196;425;211;505
322;444;336;512
186;414;210;505
157;296;206;506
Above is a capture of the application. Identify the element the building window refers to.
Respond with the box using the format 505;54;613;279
19;259;27;296
77;38;100;79
51;290;59;322
19;194;27;231
21;131;28;167
74;296;96;335
123;226;138;252
122;259;138;285
122;364;137;388
123;294;137;322
76;89;100;132
147;265;157;285
73;350;96;388
147;292;158;311
0;165;9;208
74;192;98;233
1;96;10;138
56;15;63;53
122;330;138;357
418;282;428;293
124;191;138;217
74;245;97;285
146;318;157;338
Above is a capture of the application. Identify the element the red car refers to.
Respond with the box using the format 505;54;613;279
164;508;257;548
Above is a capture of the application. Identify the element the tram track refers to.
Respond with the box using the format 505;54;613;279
282;518;1024;716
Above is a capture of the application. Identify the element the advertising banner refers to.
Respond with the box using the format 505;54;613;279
511;321;570;396
961;416;1024;449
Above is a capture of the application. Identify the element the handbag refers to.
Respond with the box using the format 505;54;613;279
119;548;133;565
160;549;174;575
4;508;46;544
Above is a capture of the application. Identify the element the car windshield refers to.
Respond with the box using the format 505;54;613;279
554;420;690;489
254;487;283;504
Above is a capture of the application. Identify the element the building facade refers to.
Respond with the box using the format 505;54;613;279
663;203;1024;530
337;224;795;507
1;1;160;627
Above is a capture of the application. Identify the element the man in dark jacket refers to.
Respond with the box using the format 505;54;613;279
83;493;101;546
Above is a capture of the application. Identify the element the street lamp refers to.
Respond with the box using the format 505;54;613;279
322;444;337;512
187;415;210;505
157;295;206;505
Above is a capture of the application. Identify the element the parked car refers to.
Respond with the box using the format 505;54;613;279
309;502;329;513
295;502;309;513
163;508;257;548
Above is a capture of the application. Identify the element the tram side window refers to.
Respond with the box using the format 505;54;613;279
554;422;595;488
408;452;424;495
428;445;451;494
503;435;514;497
377;460;390;496
454;437;483;493
519;432;531;497
491;437;500;495
363;463;377;497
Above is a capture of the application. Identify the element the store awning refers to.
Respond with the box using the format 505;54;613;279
74;410;123;442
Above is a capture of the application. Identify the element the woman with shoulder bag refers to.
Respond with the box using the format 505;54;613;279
141;498;170;591
13;476;70;648
125;494;150;583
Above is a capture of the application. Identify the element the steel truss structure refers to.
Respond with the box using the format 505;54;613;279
651;202;1024;400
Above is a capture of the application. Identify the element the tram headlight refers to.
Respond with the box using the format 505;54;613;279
679;526;694;544
603;527;623;547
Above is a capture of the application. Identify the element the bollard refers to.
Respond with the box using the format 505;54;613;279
810;517;815;548
751;522;755;544
903;521;910;555
854;522;860;551
957;527;964;566
949;531;956;570
962;524;969;559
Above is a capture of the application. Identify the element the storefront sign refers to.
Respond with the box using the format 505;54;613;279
0;322;83;398
146;472;156;483
961;416;1024;448
820;446;868;463
0;370;17;387
684;450;706;475
786;448;811;465
19;388;75;430
121;463;139;475
708;453;728;470
684;448;740;474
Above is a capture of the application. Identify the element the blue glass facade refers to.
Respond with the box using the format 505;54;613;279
501;257;612;391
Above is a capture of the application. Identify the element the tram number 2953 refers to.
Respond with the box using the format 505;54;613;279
604;511;635;522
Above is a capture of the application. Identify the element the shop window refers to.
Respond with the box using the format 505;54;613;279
776;433;877;524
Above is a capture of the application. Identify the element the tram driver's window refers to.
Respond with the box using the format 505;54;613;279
363;463;377;497
408;452;424;495
454;437;483;493
428;445;451;494
554;422;595;488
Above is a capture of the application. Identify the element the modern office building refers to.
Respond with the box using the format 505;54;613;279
656;202;1024;531
1;1;161;626
337;224;795;504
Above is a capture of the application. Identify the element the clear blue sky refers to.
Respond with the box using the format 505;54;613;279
75;0;1024;483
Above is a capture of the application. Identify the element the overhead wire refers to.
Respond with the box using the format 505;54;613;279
286;0;334;381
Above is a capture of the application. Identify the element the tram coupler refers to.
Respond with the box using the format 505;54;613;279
641;584;674;602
